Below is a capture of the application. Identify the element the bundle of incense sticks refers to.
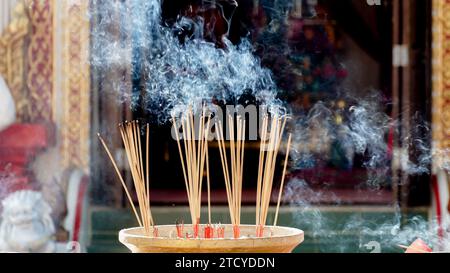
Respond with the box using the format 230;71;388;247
172;107;212;237
216;115;246;238
256;114;292;237
98;121;155;236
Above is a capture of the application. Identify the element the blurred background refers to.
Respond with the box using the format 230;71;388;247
0;0;449;253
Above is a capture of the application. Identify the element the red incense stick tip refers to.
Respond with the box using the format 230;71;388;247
233;225;241;239
256;225;265;238
153;227;159;238
204;225;214;239
216;226;225;238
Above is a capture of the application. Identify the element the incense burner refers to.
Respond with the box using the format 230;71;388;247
119;224;304;253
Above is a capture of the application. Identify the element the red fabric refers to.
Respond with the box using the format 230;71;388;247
0;149;39;164
0;163;25;176
73;176;88;242
431;175;444;239
0;124;49;149
0;124;51;195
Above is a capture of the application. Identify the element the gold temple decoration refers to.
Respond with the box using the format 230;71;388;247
54;0;91;173
1;0;91;173
432;0;450;171
0;1;30;122
61;1;91;173
27;0;54;122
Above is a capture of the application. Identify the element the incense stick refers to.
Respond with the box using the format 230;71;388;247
256;114;289;236
216;114;246;237
172;106;211;235
216;120;234;223
273;133;292;226
146;124;151;225
116;121;155;236
97;133;143;228
256;115;268;228
206;144;212;224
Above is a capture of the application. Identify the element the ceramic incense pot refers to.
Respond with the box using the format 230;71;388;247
119;224;304;253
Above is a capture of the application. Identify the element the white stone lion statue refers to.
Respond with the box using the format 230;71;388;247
0;75;16;131
0;190;56;253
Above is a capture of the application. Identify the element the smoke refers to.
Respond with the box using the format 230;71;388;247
90;0;281;122
284;178;444;253
288;90;446;190
289;92;393;188
88;0;450;253
285;94;449;252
